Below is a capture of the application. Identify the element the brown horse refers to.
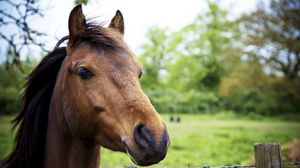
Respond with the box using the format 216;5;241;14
1;4;170;168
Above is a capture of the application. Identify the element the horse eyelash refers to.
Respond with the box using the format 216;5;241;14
68;61;80;74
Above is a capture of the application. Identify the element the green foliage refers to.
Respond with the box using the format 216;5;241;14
139;1;240;114
145;89;220;114
0;86;21;115
138;0;300;115
0;115;14;159
219;57;300;115
166;1;238;92
139;27;174;89
0;59;36;114
0;66;21;114
74;0;88;5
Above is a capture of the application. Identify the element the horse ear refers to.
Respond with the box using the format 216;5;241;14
68;4;86;46
109;10;124;35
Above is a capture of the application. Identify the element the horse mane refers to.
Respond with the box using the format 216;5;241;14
3;47;67;168
2;23;126;168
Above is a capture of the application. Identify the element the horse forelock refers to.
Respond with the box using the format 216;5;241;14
65;22;128;54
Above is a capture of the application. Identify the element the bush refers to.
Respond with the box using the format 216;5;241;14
145;89;221;114
0;86;21;114
0;63;30;115
221;89;300;116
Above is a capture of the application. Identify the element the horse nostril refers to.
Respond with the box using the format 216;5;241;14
133;124;155;149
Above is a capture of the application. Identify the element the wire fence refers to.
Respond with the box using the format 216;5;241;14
124;143;300;168
198;161;300;168
125;161;300;168
201;164;255;168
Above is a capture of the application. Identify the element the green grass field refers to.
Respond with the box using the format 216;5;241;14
1;113;300;168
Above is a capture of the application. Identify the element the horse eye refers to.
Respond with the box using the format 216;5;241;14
77;67;94;80
138;71;143;79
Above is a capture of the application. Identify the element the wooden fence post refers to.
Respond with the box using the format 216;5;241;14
254;143;282;168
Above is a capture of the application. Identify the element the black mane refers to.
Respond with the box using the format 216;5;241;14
3;47;66;168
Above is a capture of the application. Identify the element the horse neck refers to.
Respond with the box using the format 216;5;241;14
43;96;100;168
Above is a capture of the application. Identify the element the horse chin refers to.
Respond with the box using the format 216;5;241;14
97;137;127;152
105;145;126;153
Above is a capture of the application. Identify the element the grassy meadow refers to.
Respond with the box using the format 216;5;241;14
0;113;300;168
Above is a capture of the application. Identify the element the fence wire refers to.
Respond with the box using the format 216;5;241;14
197;162;300;168
282;162;300;167
199;164;255;168
124;161;300;168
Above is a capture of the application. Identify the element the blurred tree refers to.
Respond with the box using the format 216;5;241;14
167;1;240;92
0;0;46;68
240;0;300;80
0;57;36;114
74;0;88;5
219;55;273;114
139;27;181;89
139;1;237;113
139;0;300;114
218;0;300;114
219;54;300;114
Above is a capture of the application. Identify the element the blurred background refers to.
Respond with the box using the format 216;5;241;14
0;0;299;167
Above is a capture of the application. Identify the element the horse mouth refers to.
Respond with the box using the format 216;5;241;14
122;137;170;166
123;142;161;166
124;143;139;165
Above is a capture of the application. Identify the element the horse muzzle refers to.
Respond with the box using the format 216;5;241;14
123;124;170;166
